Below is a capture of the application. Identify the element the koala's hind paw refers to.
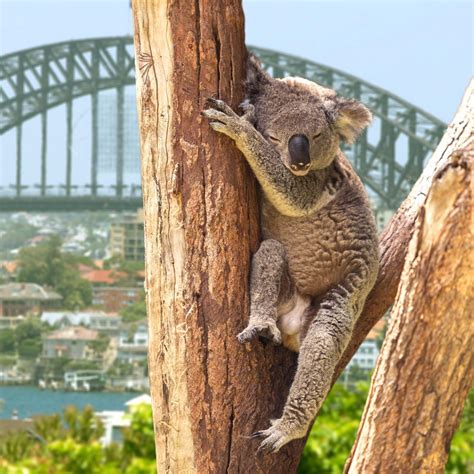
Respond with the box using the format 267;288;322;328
251;419;306;453
237;321;282;345
251;426;291;453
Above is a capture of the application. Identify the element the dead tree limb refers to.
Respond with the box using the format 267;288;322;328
345;87;473;472
334;79;474;380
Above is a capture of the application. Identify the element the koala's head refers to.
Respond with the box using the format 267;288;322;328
244;55;372;176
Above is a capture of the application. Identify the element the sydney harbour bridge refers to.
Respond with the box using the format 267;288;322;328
0;36;446;213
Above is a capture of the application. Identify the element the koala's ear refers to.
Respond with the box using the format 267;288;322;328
329;97;372;144
245;53;271;103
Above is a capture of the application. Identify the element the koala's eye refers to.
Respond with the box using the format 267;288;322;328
267;134;281;144
313;132;322;139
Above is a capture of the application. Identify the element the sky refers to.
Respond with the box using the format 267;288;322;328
0;0;472;189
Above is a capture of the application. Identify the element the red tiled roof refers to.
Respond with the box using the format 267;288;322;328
81;269;126;285
0;261;18;273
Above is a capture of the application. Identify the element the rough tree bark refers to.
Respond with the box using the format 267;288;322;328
345;83;473;473
132;1;304;472
334;79;474;380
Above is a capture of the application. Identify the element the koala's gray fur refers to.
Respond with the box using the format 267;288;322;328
202;55;379;453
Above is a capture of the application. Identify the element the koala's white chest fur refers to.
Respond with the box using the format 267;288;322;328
277;293;311;352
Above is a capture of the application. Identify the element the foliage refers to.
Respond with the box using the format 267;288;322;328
0;404;156;473
298;382;369;474
299;383;474;473
122;404;156;461
35;357;71;381
0;354;16;367
446;389;474;473
15;318;43;346
17;338;42;359
62;405;104;443
55;268;93;310
17;235;65;287
103;255;145;273
107;360;135;377
120;292;147;323
0;220;37;256
87;334;111;355
16;235;92;310
65;360;102;372
0;329;16;354
0;388;471;472
0;318;47;360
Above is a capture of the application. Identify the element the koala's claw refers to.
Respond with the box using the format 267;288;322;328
252;426;289;453
237;321;282;345
252;419;305;453
205;97;236;116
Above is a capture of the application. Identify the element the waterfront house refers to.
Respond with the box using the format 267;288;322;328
42;326;98;360
92;286;141;312
0;283;62;317
117;320;148;363
41;310;121;334
0;315;25;330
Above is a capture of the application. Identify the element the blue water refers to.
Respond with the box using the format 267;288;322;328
0;386;138;419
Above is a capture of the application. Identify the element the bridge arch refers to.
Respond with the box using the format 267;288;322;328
0;36;446;211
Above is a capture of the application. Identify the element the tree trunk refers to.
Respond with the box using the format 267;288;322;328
334;79;474;381
345;83;474;473
131;1;304;472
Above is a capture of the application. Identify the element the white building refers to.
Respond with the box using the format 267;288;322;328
41;311;121;333
96;393;151;446
117;320;148;363
347;339;380;371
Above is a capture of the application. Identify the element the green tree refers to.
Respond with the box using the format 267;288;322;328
56;268;92;310
15;318;43;346
16;235;92;310
299;382;369;474
0;405;156;473
0;329;16;354
17;339;42;359
122;404;156;461
0;220;37;256
120;293;146;323
63;405;104;444
17;235;65;287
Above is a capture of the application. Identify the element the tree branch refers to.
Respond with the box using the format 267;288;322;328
345;91;473;472
334;79;474;381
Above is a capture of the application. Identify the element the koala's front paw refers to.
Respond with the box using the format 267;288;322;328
202;98;248;141
251;418;306;453
237;320;282;345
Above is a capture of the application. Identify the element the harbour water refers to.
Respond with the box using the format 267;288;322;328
0;386;138;419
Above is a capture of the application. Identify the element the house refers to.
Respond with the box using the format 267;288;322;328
0;283;62;317
41;311;121;334
0;315;25;330
0;261;18;282
42;326;98;360
81;269;127;286
347;339;380;371
92;286;141;312
117;320;148;363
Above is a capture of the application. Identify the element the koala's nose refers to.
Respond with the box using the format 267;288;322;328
288;134;311;171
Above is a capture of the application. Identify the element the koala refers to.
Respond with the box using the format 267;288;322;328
202;55;379;452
